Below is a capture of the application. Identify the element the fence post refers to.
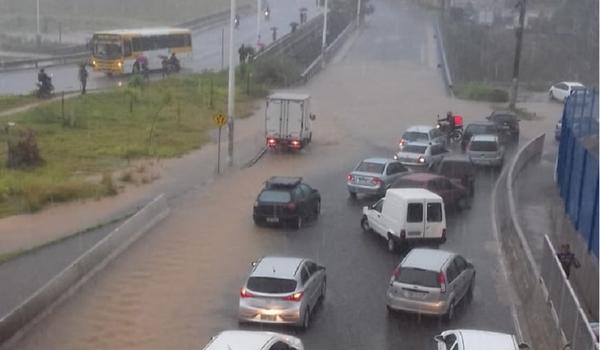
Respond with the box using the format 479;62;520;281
589;177;599;253
575;151;587;230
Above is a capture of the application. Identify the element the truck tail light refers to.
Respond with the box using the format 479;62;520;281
267;138;277;146
290;140;301;148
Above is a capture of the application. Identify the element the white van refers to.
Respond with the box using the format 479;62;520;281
360;188;446;252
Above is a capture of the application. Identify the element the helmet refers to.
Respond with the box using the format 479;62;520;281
446;111;452;118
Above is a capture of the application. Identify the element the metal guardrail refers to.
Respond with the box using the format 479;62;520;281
541;235;599;350
0;6;252;72
299;19;356;84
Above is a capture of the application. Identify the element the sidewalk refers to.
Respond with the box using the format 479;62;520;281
515;149;599;321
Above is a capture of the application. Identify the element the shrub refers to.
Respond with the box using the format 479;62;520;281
254;56;302;86
455;82;509;102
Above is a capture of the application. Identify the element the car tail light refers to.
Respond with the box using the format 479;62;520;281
267;138;277;146
283;291;303;301
438;272;446;293
371;177;383;186
347;174;353;182
240;287;254;298
287;202;296;210
400;229;406;239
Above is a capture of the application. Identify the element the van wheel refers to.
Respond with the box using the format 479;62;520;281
361;216;371;233
387;234;397;253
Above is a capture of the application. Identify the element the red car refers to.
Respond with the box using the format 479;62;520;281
391;172;471;210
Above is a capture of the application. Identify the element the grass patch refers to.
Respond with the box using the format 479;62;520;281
455;82;509;103
0;71;267;216
512;107;540;120
0;94;38;113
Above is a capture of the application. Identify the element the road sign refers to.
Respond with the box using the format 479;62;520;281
212;113;227;126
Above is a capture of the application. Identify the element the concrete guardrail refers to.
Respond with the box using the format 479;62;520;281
0;194;169;348
491;133;564;350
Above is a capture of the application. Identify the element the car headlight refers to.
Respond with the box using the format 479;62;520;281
418;156;425;163
117;61;122;68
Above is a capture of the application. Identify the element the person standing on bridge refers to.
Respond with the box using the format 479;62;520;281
78;63;88;95
557;243;581;278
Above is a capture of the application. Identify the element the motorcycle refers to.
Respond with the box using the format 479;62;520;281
436;116;463;143
160;56;181;75
35;77;54;98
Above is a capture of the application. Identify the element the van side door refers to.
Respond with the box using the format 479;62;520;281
424;201;444;239
367;198;386;236
404;201;425;238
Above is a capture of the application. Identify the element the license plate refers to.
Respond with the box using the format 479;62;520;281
266;217;279;223
261;314;276;321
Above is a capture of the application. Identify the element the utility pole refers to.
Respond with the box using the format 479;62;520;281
321;0;328;54
509;0;527;110
356;0;361;26
227;0;236;166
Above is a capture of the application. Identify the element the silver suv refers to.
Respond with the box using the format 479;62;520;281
239;256;326;329
386;248;475;320
466;134;504;168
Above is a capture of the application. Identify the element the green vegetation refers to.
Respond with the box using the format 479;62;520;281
454;82;509;103
0;94;38;114
0;71;264;216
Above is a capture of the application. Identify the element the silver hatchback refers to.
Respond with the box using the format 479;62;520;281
347;158;409;198
466;134;504;168
239;256;326;329
386;248;476;320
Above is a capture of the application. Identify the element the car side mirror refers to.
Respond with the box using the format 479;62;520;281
309;114;316;121
433;335;444;343
518;343;530;349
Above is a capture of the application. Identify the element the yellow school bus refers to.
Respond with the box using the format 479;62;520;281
90;27;192;75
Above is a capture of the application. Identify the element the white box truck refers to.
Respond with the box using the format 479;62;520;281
265;92;315;150
361;188;447;252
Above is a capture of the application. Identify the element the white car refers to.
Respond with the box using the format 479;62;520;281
549;81;585;102
202;330;304;350
399;125;446;148
434;329;529;350
394;142;448;168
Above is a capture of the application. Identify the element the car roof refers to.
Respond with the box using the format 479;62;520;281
251;256;305;279
405;125;434;133
470;134;498;142
402;141;431;147
360;157;394;164
402;248;454;271
386;188;442;201
397;172;444;182
204;331;279;350
268;92;311;101
445;329;519;350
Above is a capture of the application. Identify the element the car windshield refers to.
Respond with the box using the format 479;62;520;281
402;131;429;142
247;277;297;293
395;267;439;288
258;190;291;203
466;124;494;135
355;161;385;174
401;145;428;154
470;141;498;152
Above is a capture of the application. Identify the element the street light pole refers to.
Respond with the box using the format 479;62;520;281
509;0;527;110
321;0;328;53
256;0;262;46
227;0;236;166
36;0;41;47
356;0;361;26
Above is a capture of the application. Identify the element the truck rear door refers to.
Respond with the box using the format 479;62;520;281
285;100;304;140
265;99;284;139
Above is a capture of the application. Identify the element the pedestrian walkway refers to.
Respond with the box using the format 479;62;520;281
515;150;599;321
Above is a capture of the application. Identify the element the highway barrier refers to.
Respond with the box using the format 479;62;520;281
0;194;169;348
492;134;563;349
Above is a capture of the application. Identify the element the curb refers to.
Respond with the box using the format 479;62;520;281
243;147;267;168
0;194;170;349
